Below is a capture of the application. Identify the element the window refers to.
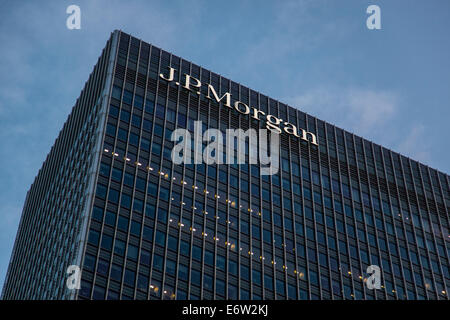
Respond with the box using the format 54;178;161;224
110;264;122;282
92;206;104;221
114;239;125;256
118;128;128;141
192;245;202;261
117;215;129;232
180;240;190;256
191;269;201;286
137;274;148;290
97;259;109;276
112;86;122;100
140;249;151;266
157;208;167;223
167;109;176;122
129;133;139;146
168;235;178;251
252;269;261;285
153;254;163;271
204;250;214;266
132;198;143;213
241;265;249;281
143;226;153;242
155;230;166;247
229;260;237;276
216;255;226;271
216;279;225;296
264;274;274;291
178;264;189;281
124;269;135;287
99;163;110;177
127;244;138;260
134;94;143;109
130;220;141;236
83;254;95;272
106;123;116;137
145;99;154;114
96;184;107;199
166;259;176;275
120;110;130;123
145;203;156;218
88;230;99;246
123;90;133;104
276;279;285;294
105;210;116;226
156;103;166;119
160;187;170;202
101;234;113;250
203;274;213;291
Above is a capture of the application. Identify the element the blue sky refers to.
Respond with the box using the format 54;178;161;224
0;0;449;293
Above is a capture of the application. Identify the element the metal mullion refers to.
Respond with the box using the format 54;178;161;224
364;142;400;299
372;144;406;299
311;117;326;299
335;128;363;300
301;113;315;299
387;152;422;298
171;54;184;300
430;168;450;298
409;161;440;298
397;156;429;299
418;164;448;298
147;44;164;300
83;31;120;300
320;121;338;300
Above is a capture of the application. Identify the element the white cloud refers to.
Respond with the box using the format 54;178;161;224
396;124;431;164
287;86;398;136
286;86;437;169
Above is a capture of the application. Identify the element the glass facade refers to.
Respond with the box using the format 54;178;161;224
2;30;449;300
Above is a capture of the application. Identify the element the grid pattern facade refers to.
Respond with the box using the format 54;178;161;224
3;30;450;300
1;32;117;299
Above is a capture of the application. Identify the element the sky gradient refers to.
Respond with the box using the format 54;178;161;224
0;0;449;293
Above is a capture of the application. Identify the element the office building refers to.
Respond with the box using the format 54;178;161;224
2;30;449;300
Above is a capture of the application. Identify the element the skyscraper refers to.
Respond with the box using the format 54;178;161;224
2;30;449;300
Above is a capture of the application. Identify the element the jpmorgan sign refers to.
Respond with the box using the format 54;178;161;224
160;67;318;146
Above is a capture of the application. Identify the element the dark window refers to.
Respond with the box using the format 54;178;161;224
124;269;135;286
114;239;125;256
134;94;143;109
101;234;113;250
178;264;189;281
120;110;130;123
92;206;104;221
123;90;133;104
111;168;122;183
130;220;141;236
143;226;153;242
192;245;202;261
105;210;116;227
96;184;107;199
155;230;166;247
106;123;116;137
110;264;122;281
168;235;178;251
112;86;122;100
118;215;129;232
88;230;99;246
153;254;163;271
